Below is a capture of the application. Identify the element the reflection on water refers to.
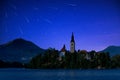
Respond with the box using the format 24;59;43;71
57;71;65;76
0;69;120;80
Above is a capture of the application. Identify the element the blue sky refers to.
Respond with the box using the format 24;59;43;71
0;0;120;51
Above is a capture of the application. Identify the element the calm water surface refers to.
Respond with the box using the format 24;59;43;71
0;68;120;80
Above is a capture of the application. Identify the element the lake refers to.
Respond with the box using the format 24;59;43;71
0;68;120;80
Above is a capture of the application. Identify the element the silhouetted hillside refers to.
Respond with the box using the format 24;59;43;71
0;38;45;63
101;46;120;56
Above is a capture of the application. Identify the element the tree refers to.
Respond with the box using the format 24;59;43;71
111;54;120;68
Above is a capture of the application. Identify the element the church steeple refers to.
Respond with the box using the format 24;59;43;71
61;44;66;52
70;32;75;53
71;32;75;42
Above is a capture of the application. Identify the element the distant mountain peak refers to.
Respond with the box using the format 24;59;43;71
101;45;120;56
107;45;120;48
13;38;26;41
1;38;31;48
0;38;45;63
11;38;29;43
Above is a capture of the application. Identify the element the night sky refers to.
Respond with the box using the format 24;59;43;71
0;0;120;51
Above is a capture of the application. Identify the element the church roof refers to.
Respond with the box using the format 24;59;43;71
61;44;66;52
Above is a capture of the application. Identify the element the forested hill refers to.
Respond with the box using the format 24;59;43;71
0;38;45;63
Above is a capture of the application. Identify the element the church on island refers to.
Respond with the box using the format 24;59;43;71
60;32;75;53
59;32;91;61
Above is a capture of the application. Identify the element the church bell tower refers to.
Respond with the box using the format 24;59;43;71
70;32;75;53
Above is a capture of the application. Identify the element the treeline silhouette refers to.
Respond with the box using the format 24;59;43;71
28;49;120;69
1;48;120;69
0;60;23;68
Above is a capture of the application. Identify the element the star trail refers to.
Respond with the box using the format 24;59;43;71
0;0;120;51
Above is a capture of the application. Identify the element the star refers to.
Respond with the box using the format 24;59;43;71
14;12;18;16
43;18;52;24
5;26;8;33
48;7;58;10
5;12;8;18
36;18;40;22
33;7;39;10
19;26;23;35
25;17;30;23
64;3;77;7
9;3;17;10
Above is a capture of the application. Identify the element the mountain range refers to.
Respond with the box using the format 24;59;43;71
0;38;45;63
0;38;120;63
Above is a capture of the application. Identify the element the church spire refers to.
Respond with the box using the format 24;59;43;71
70;32;75;53
61;44;66;52
71;32;75;42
